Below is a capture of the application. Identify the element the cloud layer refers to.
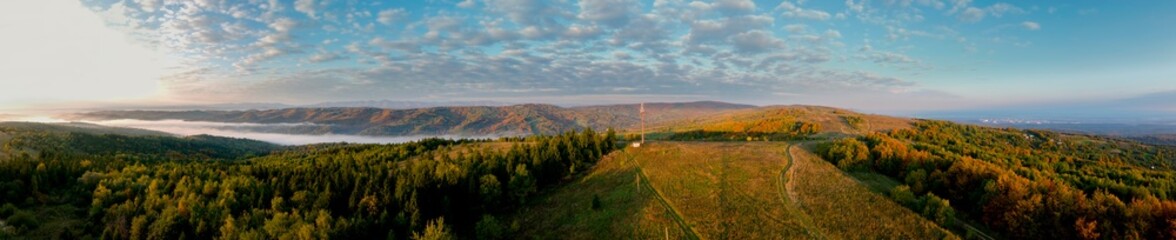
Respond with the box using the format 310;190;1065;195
65;0;1076;111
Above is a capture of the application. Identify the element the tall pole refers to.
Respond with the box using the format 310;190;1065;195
640;102;645;144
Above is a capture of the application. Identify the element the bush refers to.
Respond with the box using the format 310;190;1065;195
7;210;38;230
590;194;602;210
890;185;918;208
0;203;16;218
474;215;504;240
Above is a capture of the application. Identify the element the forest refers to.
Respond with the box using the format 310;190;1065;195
0;123;617;239
820;120;1176;239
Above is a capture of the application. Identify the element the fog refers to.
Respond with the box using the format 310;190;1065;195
31;118;503;145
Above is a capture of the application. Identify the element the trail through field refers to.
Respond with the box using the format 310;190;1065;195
778;143;827;239
634;142;820;239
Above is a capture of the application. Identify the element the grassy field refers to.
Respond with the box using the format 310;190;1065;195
511;141;958;239
788;143;958;239
507;146;689;239
633;142;820;239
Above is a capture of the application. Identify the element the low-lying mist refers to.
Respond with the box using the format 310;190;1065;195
30;118;506;145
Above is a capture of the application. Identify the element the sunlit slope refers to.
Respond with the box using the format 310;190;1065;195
788;143;957;239
642;105;913;139
511;142;955;239
508;145;688;239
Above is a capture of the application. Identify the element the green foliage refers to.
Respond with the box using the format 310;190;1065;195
819;138;870;171
919;193;954;226
842;115;865;130
890;185;918;209
473;215;503;240
0;203;15;218
6;210;38;230
413;217;455;240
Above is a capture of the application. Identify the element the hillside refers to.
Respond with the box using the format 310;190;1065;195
0;122;278;162
510;142;956;239
64;101;755;136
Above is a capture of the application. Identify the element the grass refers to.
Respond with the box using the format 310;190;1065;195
511;141;962;239
507;147;687;239
788;143;959;240
632;142;818;239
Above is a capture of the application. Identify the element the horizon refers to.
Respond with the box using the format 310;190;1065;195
1;0;1173;114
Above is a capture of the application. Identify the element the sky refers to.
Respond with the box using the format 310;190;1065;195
1;0;1173;112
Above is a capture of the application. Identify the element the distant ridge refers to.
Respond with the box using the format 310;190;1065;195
65;101;757;136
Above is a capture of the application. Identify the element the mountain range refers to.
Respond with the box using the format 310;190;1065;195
63;101;757;136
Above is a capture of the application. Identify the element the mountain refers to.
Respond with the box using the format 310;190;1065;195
63;101;757;136
303;100;515;109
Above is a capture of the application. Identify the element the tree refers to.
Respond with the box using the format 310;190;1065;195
479;174;502;207
508;165;535;205
921;193;955;226
412;217;455;240
474;215;503;240
890;185;917;208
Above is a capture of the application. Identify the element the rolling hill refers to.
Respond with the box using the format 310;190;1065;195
63;101;756;136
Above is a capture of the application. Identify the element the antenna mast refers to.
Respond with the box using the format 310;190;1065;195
640;102;645;144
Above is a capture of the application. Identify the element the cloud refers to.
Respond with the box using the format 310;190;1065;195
457;0;477;8
1021;21;1040;30
784;24;806;33
308;51;346;63
377;8;407;25
956;2;1024;22
577;0;639;27
295;0;318;18
958;7;985;22
777;2;831;21
57;0;1036;112
730;30;785;54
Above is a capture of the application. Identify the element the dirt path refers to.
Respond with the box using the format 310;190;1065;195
778;143;827;239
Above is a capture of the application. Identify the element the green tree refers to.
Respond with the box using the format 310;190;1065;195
412;217;455;240
474;215;504;240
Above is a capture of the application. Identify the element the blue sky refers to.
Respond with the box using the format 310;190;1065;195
1;0;1173;112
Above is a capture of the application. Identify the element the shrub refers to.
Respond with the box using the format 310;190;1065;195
7;210;38;230
0;203;16;218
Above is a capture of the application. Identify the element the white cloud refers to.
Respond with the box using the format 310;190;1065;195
730;30;785;53
778;2;831;21
784;24;806;33
958;7;985;22
377;8;407;25
986;3;1024;17
295;0;318;19
308;51;346;63
457;0;477;8
1021;21;1040;30
134;0;160;12
578;0;639;27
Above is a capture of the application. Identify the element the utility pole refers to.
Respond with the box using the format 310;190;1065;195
640;102;645;145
